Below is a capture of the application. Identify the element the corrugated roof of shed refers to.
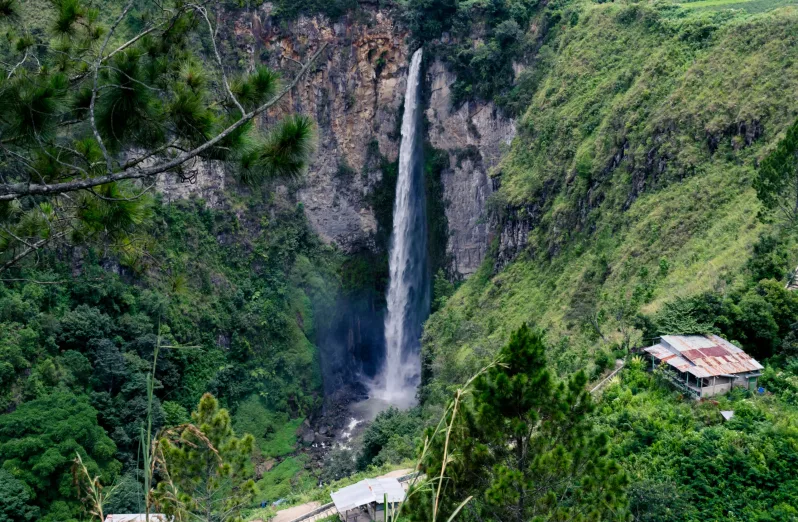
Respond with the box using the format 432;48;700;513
645;334;763;378
105;513;168;522
330;478;406;512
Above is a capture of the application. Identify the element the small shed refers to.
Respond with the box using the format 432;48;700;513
644;334;763;399
331;477;406;521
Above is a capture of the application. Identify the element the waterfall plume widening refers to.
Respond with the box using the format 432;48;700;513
373;48;429;409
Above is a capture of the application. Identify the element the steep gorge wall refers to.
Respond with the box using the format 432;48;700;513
420;4;798;398
241;5;407;253
161;4;514;277
425;59;515;275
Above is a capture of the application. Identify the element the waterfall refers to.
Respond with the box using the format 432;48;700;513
374;48;429;409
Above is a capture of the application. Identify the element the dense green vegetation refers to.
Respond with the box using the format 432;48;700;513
0;392;118;520
422;0;798;397
0;188;342;519
266;0;359;21
416;0;798;520
406;325;627;521
6;0;798;519
600;357;798;521
404;0;559;111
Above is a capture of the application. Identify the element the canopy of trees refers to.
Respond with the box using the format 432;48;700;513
0;392;118;520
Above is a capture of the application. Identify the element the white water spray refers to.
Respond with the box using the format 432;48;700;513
372;48;429;409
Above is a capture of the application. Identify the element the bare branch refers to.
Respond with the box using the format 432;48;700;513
0;224;38;249
105;21;168;62
7;51;28;79
1;278;71;285
121;141;180;170
87;182;155;201
283;54;303;68
0;232;66;274
190;3;245;116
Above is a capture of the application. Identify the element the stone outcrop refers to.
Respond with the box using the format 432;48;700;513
425;59;515;276
155;160;227;208
242;4;409;253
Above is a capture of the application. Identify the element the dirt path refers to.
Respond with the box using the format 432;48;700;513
270;502;322;522
378;468;413;479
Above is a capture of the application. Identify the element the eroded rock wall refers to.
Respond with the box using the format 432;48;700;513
159;5;515;276
226;5;407;252
425;59;515;276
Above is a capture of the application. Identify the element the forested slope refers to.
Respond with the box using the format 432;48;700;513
0;187;340;519
412;2;798;520
422;0;798;395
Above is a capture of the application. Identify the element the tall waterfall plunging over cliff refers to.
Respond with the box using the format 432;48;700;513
374;48;429;409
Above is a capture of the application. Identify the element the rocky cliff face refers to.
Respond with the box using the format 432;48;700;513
243;4;409;253
160;4;514;277
425;59;515;275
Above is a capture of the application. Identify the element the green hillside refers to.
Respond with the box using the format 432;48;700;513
423;0;798;396
413;2;798;519
0;189;338;520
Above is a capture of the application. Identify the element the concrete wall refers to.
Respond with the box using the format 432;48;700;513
700;378;733;398
733;375;759;390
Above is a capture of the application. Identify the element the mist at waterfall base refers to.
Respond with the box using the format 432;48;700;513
314;49;428;425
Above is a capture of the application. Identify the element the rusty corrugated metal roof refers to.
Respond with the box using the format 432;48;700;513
644;335;763;378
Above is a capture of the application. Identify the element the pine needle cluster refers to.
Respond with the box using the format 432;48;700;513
0;0;322;273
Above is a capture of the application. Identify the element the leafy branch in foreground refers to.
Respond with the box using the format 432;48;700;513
388;359;499;522
73;452;121;522
0;0;325;272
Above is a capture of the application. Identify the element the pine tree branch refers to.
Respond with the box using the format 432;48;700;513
87;182;155;201
0;232;66;274
0;43;328;202
1;224;38;250
105;19;170;62
90;0;136;175
68;5;188;84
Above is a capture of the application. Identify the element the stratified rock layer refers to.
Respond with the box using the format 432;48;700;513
425;59;515;275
